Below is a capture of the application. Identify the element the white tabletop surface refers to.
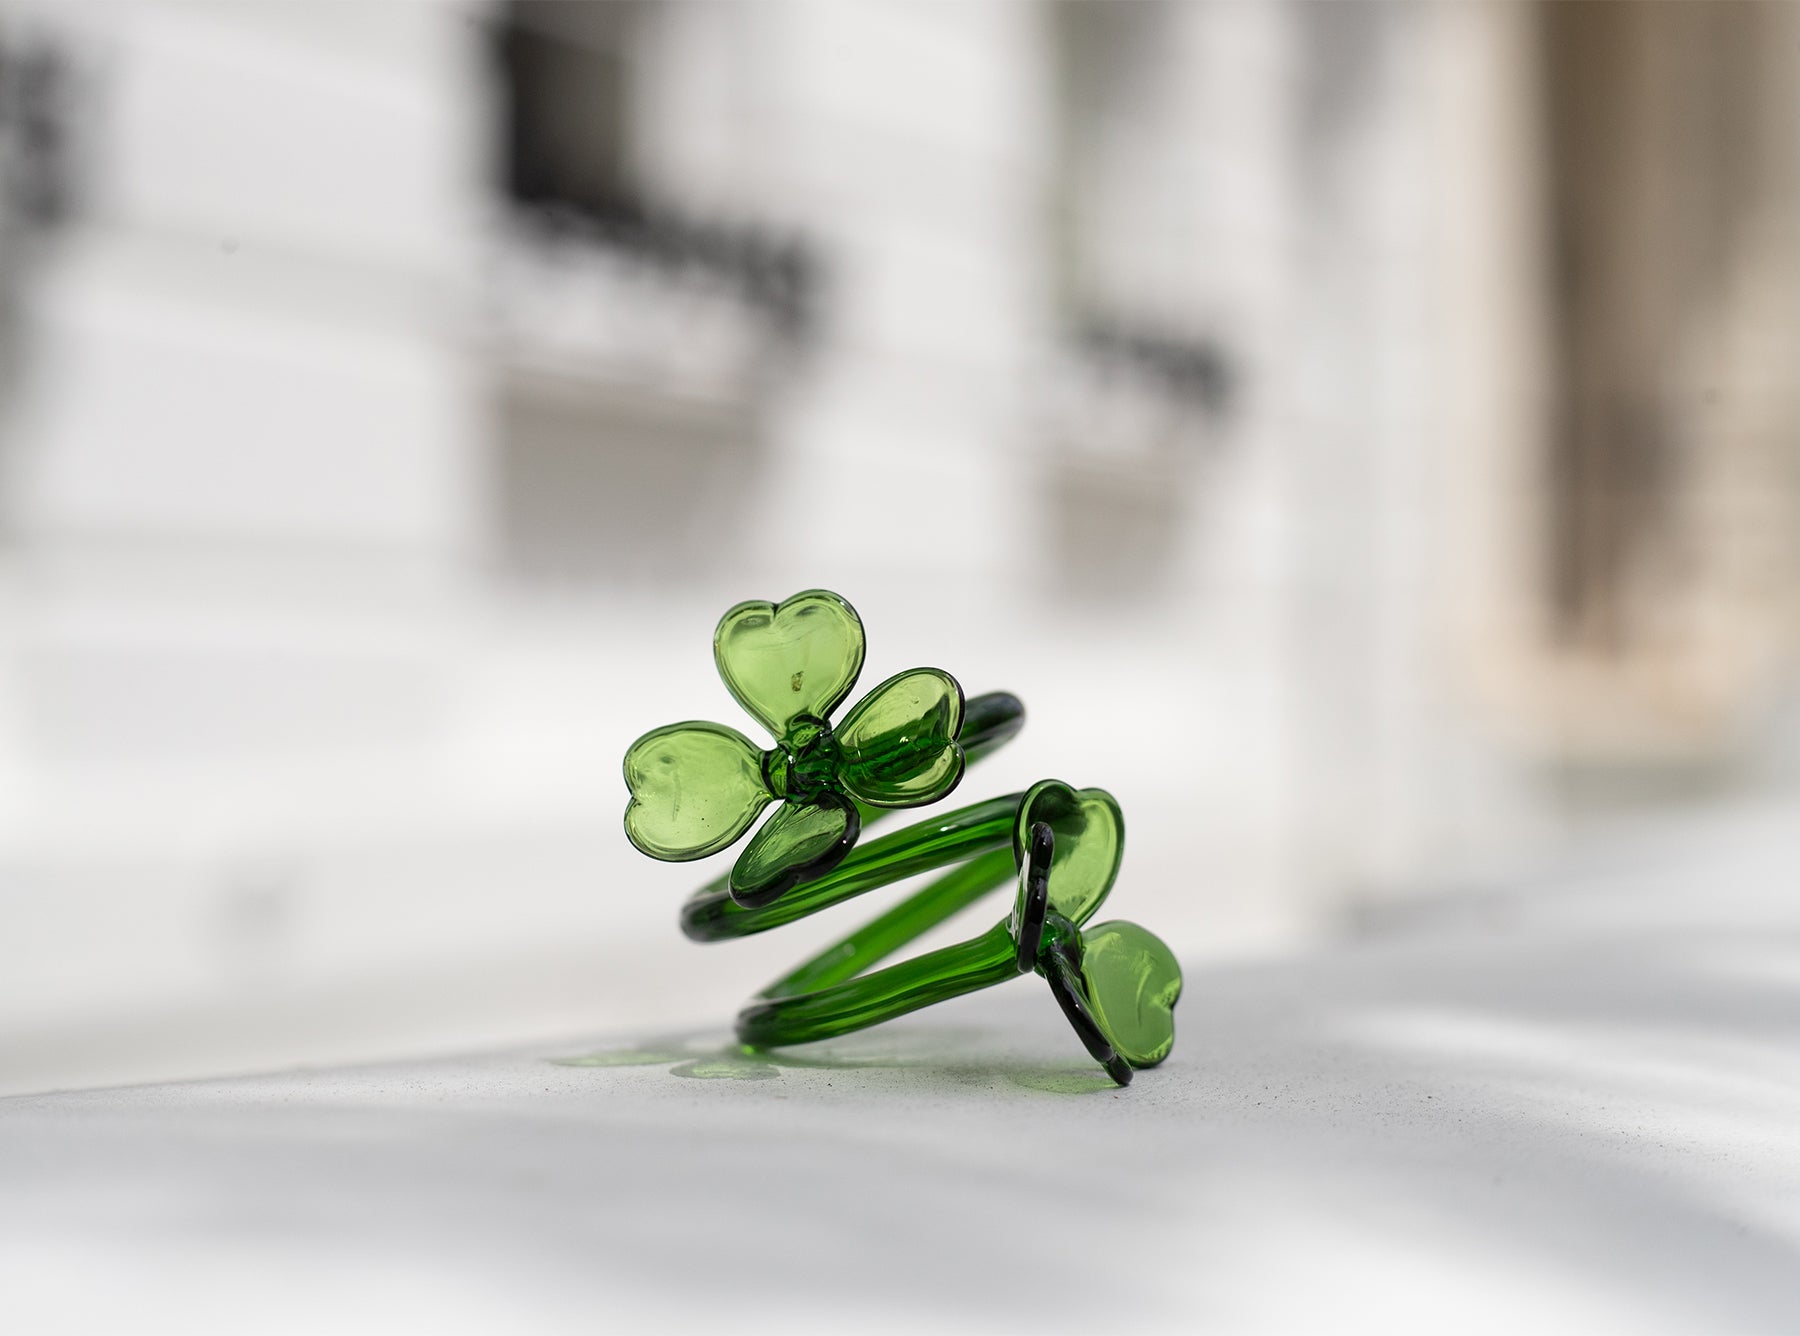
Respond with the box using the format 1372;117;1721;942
6;801;1800;1334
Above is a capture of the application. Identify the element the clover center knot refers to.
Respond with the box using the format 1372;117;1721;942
762;716;840;800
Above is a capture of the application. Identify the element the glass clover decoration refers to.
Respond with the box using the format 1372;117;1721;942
622;587;1184;1088
623;589;966;907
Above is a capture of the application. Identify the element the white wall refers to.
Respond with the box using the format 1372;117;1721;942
0;0;1550;1095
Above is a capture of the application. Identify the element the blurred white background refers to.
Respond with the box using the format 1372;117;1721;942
1;0;1797;1097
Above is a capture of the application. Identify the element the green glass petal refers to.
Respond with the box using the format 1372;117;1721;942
714;590;866;741
836;668;966;808
1013;780;1124;926
730;792;861;908
623;721;772;861
1078;920;1181;1068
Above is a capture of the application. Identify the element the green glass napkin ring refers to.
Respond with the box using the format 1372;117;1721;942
622;589;1182;1087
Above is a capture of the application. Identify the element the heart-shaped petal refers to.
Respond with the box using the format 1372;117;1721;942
835;667;965;808
729;791;861;907
1012;781;1124;927
1077;920;1181;1068
715;590;866;742
623;721;772;861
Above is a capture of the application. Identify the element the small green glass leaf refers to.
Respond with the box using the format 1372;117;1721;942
623;721;772;861
715;590;866;741
836;668;965;808
1078;920;1181;1068
1013;781;1124;926
730;792;861;908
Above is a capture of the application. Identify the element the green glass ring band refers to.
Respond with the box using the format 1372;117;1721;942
681;694;1177;1087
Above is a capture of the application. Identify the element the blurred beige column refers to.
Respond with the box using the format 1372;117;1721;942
1524;0;1800;781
